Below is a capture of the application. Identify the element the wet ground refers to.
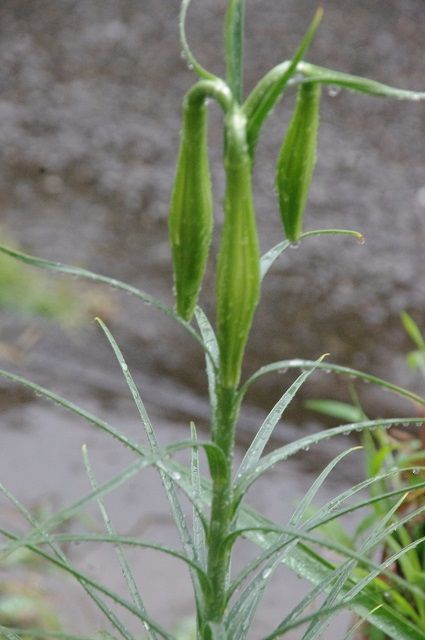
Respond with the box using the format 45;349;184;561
0;0;425;637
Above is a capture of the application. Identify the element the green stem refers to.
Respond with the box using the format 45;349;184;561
224;0;246;103
204;384;240;628
186;79;233;113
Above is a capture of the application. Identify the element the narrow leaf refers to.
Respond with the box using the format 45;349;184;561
236;355;327;482
260;228;363;280
190;423;207;570
0;242;207;355
241;358;425;409
82;445;157;639
236;417;424;497
296;61;425;101
244;8;323;159
179;0;216;81
195;307;219;417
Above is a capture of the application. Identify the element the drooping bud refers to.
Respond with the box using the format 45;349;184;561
169;91;213;321
276;82;321;243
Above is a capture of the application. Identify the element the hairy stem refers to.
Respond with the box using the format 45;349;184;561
204;384;240;628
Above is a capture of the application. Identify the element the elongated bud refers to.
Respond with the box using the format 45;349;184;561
216;109;260;388
169;91;213;321
276;82;321;243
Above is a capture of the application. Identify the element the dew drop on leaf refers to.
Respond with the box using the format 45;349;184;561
327;85;341;98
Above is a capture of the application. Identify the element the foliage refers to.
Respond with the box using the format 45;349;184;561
1;2;425;639
307;314;425;638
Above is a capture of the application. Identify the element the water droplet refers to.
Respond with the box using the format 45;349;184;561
122;363;128;372
290;241;300;249
327;85;341;98
412;468;420;475
262;568;272;579
171;471;181;481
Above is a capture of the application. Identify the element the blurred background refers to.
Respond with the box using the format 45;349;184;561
0;0;424;637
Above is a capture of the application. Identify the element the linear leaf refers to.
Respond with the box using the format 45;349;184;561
296;62;425;101
179;0;216;81
236;355;327;483
236;417;424;497
82;445;156;639
195;307;219;418
0;482;139;640
0;526;173;640
190;422;207;570
244;9;323;159
0;242;208;357
241;358;425;409
298;495;406;640
260;229;363;280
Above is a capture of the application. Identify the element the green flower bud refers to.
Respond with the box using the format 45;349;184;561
169;91;213;321
216;109;260;388
276;82;321;243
